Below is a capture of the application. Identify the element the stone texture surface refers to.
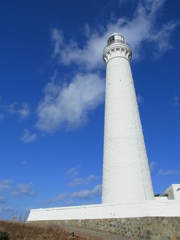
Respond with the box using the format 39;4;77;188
34;217;180;240
102;36;153;204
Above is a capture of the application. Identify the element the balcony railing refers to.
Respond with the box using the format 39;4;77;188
103;40;131;51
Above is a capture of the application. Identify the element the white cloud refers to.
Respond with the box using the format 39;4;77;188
137;94;143;105
0;179;13;192
0;114;4;121
67;167;77;176
68;174;99;187
51;0;179;70
0;194;6;203
47;193;68;203
65;200;74;206
56;193;69;202
46;183;102;203
86;174;100;183
68;178;83;187
0;206;15;213
51;28;105;71
39;0;179;134
51;29;63;58
54;193;68;202
12;182;35;196
118;0;136;7
36;73;105;132
67;165;81;178
91;184;102;196
71;184;102;199
17;103;30;119
7;103;30;119
149;161;157;171
72;190;91;199
22;160;27;165
173;96;180;107
118;0;126;6
157;169;179;176
21;129;37;143
23;207;31;214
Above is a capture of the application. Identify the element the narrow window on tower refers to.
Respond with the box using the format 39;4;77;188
108;35;115;44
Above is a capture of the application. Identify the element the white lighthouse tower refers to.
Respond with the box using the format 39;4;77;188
28;33;180;223
102;33;154;204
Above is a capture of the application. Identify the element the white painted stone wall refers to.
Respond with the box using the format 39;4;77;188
102;33;154;204
161;184;180;200
27;201;180;221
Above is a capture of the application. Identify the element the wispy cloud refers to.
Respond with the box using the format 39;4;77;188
7;103;30;119
0;114;4;121
47;193;68;203
86;175;100;184
68;174;99;187
118;0;136;7
47;184;102;203
149;161;157;171
0;206;15;213
12;182;35;197
36;72;105;132
67;165;81;178
173;96;180;107
0;179;13;192
91;184;102;196
65;200;74;206
0;195;6;203
51;1;179;70
157;169;179;176
68;178;83;188
21;129;37;143
71;189;91;199
72;184;102;199
22;160;27;165
23;207;31;214
38;0;179;134
118;0;127;6
137;94;143;105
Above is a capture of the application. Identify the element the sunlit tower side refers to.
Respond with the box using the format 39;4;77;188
102;33;154;204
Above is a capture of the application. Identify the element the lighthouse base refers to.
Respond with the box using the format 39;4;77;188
27;201;180;239
27;200;180;221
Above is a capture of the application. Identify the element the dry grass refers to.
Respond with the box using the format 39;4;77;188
0;220;102;240
0;220;69;240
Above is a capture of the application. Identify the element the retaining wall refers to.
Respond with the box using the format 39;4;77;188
33;217;180;240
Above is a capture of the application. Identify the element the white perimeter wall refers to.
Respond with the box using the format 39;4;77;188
27;201;180;221
161;184;180;200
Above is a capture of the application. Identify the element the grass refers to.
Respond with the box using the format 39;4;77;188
0;220;101;240
0;220;70;240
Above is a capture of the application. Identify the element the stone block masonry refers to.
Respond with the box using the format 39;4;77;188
32;217;180;240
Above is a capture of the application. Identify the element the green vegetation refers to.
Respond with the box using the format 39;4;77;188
0;231;9;240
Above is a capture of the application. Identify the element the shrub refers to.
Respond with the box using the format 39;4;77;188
0;231;9;240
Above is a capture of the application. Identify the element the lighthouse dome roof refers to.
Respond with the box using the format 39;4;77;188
107;33;125;46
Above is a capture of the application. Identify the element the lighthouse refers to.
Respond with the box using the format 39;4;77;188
28;33;180;224
102;33;154;204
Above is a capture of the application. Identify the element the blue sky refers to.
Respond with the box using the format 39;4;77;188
0;0;180;220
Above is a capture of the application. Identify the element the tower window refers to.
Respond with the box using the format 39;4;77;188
108;35;115;44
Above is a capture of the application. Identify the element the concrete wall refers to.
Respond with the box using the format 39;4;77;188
27;201;180;221
32;217;180;240
162;184;180;200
